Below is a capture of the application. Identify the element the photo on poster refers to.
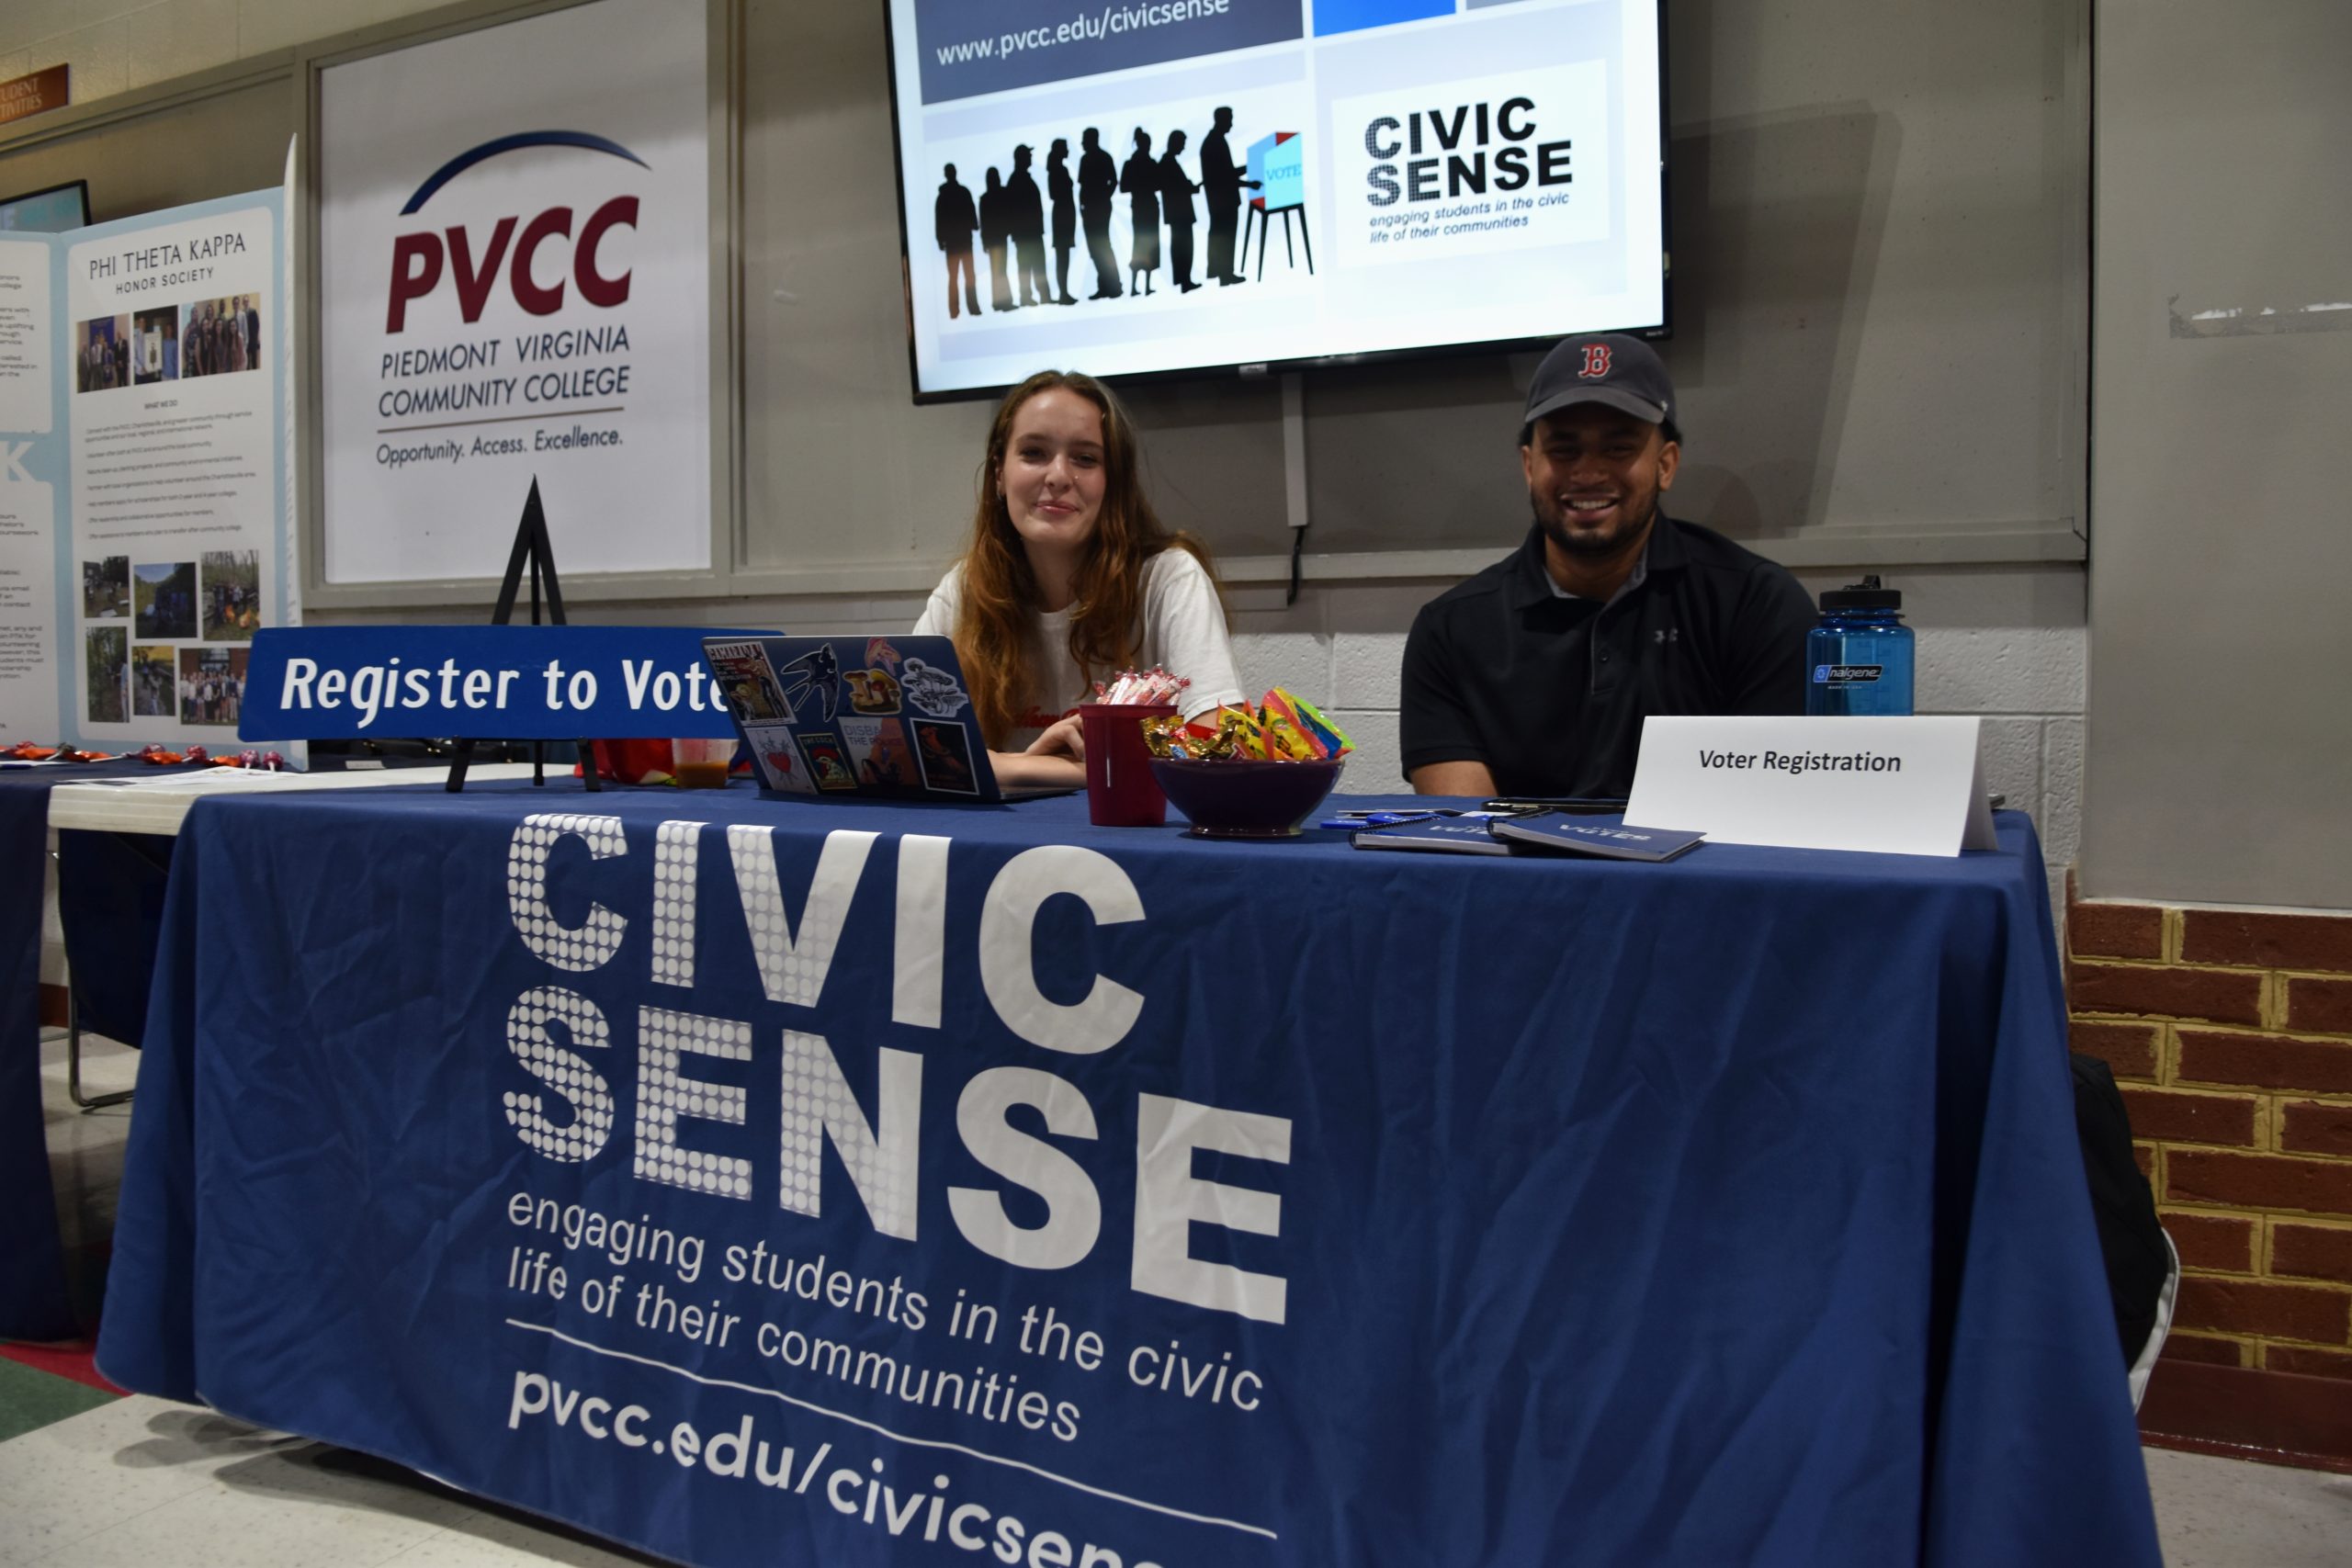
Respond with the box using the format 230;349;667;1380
74;314;130;393
82;557;128;618
132;305;178;385
130;647;175;717
85;627;127;723
840;716;914;788
200;550;261;641
910;717;978;795
181;295;261;379
133;562;197;639
706;641;791;724
746;721;816;795
178;647;247;728
795;731;858;792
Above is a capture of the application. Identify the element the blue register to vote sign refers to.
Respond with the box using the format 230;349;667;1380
240;626;754;741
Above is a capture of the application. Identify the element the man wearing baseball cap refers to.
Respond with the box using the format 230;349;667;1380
1400;333;1815;797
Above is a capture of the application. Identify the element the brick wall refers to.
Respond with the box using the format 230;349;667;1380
2066;881;2352;1380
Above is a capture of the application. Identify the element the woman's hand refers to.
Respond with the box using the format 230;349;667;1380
987;716;1087;790
1025;714;1085;764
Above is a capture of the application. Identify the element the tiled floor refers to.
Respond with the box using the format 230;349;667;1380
15;1034;2352;1567
0;1394;660;1567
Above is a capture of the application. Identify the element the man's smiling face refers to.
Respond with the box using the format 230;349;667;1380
1522;404;1679;561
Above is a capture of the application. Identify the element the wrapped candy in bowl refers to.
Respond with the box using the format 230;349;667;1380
1143;690;1351;840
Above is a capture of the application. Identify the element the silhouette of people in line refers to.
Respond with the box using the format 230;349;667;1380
1120;129;1160;297
1078;129;1122;299
1160;130;1201;292
1008;145;1048;308
1201;107;1260;286
1046;139;1078;306
947;111;1261;311
979;168;1014;311
934;164;981;319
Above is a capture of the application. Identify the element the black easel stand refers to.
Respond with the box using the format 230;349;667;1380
447;479;600;793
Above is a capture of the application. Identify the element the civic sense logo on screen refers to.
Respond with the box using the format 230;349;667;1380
385;130;648;332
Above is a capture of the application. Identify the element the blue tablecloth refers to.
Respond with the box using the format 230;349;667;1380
98;783;2160;1566
1;761;181;1341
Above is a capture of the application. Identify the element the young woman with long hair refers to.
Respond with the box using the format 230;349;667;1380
913;369;1244;789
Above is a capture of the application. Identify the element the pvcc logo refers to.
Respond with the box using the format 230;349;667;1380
385;130;647;333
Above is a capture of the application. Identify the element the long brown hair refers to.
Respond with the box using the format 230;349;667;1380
950;370;1220;746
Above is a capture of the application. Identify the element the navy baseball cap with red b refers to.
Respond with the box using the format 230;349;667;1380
1521;333;1676;440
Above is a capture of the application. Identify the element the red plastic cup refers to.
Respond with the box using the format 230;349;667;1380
1076;702;1177;826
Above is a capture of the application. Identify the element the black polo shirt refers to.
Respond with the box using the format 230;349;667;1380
1399;515;1816;795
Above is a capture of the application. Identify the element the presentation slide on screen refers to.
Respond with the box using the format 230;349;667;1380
888;0;1664;396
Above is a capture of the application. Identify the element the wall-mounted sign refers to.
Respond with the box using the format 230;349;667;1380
0;66;67;129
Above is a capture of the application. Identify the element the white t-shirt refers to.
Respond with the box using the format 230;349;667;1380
913;548;1246;747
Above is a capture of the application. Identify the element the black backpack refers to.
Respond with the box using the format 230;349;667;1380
2071;1053;2172;1365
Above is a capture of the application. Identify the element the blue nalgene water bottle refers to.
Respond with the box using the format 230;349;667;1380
1806;576;1914;716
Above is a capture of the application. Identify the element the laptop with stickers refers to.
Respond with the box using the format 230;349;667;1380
700;634;1073;803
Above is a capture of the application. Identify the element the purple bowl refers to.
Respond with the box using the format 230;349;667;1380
1149;757;1347;839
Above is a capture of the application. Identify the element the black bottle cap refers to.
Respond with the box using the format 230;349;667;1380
1820;574;1901;612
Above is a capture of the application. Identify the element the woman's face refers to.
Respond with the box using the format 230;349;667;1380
997;389;1109;562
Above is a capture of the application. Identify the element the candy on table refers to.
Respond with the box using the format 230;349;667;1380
1139;689;1355;764
1258;691;1323;760
1091;665;1192;705
1289;694;1353;759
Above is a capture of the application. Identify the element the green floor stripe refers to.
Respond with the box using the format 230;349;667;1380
0;1355;119;1444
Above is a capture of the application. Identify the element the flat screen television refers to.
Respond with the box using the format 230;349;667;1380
882;0;1666;401
0;178;90;234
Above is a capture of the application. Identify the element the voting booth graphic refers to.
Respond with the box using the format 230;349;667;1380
1241;131;1312;280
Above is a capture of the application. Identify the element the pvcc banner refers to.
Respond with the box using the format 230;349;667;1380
239;626;753;740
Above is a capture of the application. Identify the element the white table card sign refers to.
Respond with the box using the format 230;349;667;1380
1623;716;2000;857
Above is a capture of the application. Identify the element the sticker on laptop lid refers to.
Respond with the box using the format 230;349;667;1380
795;731;856;791
707;640;792;724
841;717;915;788
911;717;978;795
752;727;816;794
847;667;903;715
776;643;842;723
901;658;970;718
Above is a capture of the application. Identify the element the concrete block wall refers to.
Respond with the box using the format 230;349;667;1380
2067;890;2352;1379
